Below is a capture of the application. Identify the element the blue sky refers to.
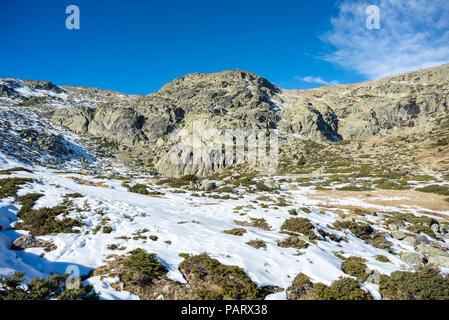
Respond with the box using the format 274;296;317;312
1;0;449;94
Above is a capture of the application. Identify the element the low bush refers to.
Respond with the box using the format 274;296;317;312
416;185;449;196
379;265;449;300
235;218;270;231
277;235;309;250
341;256;368;282
337;185;373;192
0;167;34;175
281;218;319;240
15;193;83;236
223;228;246;236
246;240;266;249
128;183;149;195
333;220;391;249
0;177;33;199
286;273;314;300
178;254;264;300
376;255;391;263
0;272;98;300
122;248;168;283
312;277;372;300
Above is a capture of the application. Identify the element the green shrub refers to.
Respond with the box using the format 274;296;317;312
387;212;437;238
281;217;319;240
312;277;372;300
102;226;113;233
333;220;373;240
317;229;341;242
65;193;83;198
341;256;368;282
15;193;83;236
277;235;309;249
156;175;199;189
300;207;312;214
376;255;391;263
406;224;436;239
248;218;270;231
0;177;33;199
223;228;246;236
416;185;449;196
15;193;43;214
0;272;98;300
375;180;410;190
333;220;391;249
286;273;314;300
379;265;449;300
128;183;149;195
246;240;266;249
0;167;34;175
337;185;373;191
178;254;263;300
121;248;168;283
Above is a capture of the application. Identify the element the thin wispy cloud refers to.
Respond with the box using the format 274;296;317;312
322;0;449;79
295;76;341;86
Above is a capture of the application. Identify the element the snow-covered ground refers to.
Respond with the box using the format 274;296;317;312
2;159;439;300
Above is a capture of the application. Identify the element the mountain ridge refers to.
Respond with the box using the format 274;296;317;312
1;64;448;176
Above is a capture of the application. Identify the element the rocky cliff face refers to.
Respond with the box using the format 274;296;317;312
282;64;449;141
1;64;448;177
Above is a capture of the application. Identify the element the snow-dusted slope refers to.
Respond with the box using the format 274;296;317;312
1;165;448;300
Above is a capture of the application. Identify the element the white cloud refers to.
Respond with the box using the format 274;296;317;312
322;0;449;79
295;76;341;86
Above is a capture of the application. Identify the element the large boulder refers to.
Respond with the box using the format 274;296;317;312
400;252;423;265
391;231;407;240
10;234;56;251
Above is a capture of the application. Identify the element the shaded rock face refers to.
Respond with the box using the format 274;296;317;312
22;80;64;94
50;70;280;145
284;64;449;141
49;70;282;176
18;128;68;156
278;99;342;142
0;84;17;98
